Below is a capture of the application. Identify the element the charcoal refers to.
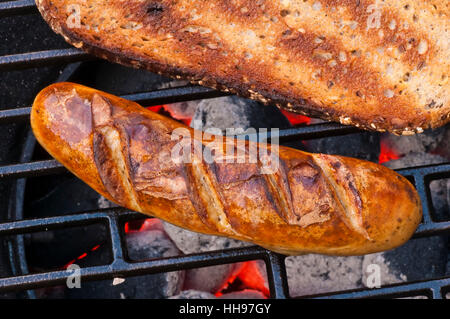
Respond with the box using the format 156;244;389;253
238;260;269;295
67;270;183;299
183;263;244;294
361;253;405;288
382;149;448;169
67;220;184;299
23;177;111;268
285;255;364;297
429;179;450;223
218;289;266;299
287;235;447;297
380;127;447;157
97;195;118;209
435;128;450;159
305;131;380;162
190;95;291;133
363;236;447;286
169;290;216;299
127;229;180;261
163;222;252;254
164;101;198;123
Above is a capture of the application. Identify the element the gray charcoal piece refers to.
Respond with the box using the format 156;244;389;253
163;221;252;254
380;127;446;157
366;236;447;285
384;152;448;169
218;289;266;299
305;131;380;163
169;290;216;299
67;222;184;299
183;263;244;294
190;95;291;133
435;128;450;159
126;229;180;261
285;254;364;297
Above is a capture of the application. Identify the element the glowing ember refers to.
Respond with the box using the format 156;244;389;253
237;261;270;297
214;263;245;297
62;218;157;270
63;220;270;298
146;105;164;113
379;140;401;164
62;244;102;269
214;261;269;298
147;105;192;126
148;105;310;127
280;109;311;126
124;218;160;234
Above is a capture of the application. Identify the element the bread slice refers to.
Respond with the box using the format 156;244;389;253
36;0;449;134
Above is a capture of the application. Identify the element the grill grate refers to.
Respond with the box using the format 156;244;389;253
0;1;449;299
0;0;36;18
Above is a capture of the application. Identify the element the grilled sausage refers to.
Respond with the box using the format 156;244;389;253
31;82;422;256
36;0;449;134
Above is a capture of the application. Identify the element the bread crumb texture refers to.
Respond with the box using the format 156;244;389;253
37;0;449;134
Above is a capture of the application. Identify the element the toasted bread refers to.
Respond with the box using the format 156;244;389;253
36;0;449;134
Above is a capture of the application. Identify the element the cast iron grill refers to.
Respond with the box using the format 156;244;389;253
1;0;449;299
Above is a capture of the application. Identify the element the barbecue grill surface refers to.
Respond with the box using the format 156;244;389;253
0;0;449;299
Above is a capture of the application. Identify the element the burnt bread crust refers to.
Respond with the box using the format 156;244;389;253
35;0;449;135
31;82;422;256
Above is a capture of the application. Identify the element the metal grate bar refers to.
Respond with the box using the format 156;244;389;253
413;177;433;224
0;85;229;125
0;0;36;17
0;245;267;293
122;86;230;105
0;208;137;235
0;108;358;142
2;159;449;191
396;163;450;182
0;195;446;239
0;107;31;124
414;220;450;238
107;215;126;262
430;284;443;299
0;203;447;294
265;252;289;299
0;159;65;179
312;276;450;299
0;206;269;293
0;49;91;71
397;163;450;227
275;123;359;141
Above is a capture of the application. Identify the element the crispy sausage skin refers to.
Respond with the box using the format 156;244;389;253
31;83;422;255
